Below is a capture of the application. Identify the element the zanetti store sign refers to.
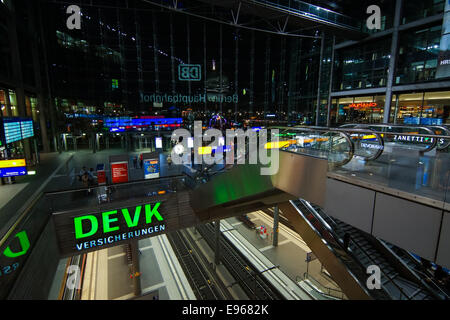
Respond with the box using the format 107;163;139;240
53;202;166;256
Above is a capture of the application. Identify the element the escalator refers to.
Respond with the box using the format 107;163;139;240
292;199;449;300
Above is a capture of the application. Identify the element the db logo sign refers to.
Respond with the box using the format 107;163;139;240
178;64;201;81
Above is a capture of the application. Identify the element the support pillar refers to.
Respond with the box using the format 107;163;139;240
37;94;50;152
384;0;403;124
315;31;325;126
130;240;142;297
326;36;336;127
273;205;279;247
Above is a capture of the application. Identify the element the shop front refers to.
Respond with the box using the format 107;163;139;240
390;90;450;125
330;90;450;126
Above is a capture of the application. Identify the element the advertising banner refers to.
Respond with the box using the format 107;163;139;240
110;161;128;184
144;159;160;179
52;201;166;256
96;163;106;185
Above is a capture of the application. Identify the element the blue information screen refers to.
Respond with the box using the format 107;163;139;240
21;120;34;139
0;166;28;178
2;117;34;144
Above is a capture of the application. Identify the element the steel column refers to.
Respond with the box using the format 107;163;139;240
384;0;403;123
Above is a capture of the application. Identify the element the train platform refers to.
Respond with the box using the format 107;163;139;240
49;234;197;300
218;219;312;300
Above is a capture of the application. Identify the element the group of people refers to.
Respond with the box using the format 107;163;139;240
132;154;144;169
78;166;97;190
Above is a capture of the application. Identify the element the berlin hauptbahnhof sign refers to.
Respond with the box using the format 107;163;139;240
52;201;166;256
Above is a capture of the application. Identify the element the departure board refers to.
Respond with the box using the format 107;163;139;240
4;121;22;144
2;117;34;144
20;120;34;139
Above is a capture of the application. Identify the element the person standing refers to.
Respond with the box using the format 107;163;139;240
81;172;90;195
139;153;143;169
133;156;138;169
78;166;87;182
88;168;96;186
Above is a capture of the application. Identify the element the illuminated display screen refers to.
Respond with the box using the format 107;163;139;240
155;137;162;149
2;118;34;144
104;117;182;130
21;120;34;139
4;122;22;144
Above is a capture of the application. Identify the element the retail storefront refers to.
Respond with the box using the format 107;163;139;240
390;91;450;125
0;88;20;117
330;95;391;125
330;90;450;125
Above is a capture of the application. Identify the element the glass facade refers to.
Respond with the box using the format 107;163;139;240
333;37;391;91
40;2;333;129
402;0;445;24
396;25;443;84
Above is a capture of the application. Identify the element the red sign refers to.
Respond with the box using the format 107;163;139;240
111;161;129;184
97;170;106;185
347;102;378;109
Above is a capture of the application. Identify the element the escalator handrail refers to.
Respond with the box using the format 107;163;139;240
340;123;446;153
289;200;383;299
270;126;356;165
302;272;346;299
379;240;450;300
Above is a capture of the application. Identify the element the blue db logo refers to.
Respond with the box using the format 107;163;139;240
178;64;201;81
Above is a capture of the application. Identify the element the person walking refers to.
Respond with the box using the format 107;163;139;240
139;153;143;169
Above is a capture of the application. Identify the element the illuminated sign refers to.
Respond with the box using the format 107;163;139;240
53;202;166;256
0;167;27;178
155;137;163;149
0;159;27;178
178;64;201;81
346;102;378;110
0;159;26;168
361;142;384;150
393;135;444;145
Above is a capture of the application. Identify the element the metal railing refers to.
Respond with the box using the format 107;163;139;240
299;272;346;300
